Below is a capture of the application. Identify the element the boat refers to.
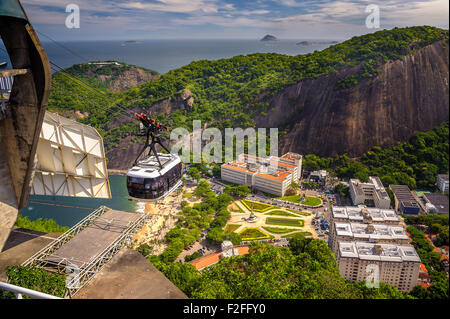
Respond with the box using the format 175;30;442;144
0;61;7;68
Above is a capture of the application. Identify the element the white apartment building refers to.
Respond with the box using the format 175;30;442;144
329;222;410;254
331;206;401;226
221;153;302;197
349;176;391;209
336;241;421;292
437;174;449;193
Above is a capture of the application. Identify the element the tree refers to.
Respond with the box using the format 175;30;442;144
188;167;201;181
225;185;251;198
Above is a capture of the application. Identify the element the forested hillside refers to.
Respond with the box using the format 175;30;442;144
303;122;449;189
46;26;449;161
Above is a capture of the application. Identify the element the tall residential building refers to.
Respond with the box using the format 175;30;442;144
221;153;302;197
349;176;391;209
389;185;422;215
329;222;410;254
437;174;449;193
331;206;401;226
336;242;421;292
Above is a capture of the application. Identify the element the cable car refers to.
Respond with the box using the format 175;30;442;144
126;113;182;201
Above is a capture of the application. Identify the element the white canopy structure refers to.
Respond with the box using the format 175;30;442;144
31;112;111;198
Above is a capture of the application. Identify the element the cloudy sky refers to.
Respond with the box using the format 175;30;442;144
21;0;449;40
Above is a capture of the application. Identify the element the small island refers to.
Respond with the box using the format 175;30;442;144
260;34;279;42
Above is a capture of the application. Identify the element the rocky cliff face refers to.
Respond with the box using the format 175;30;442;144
254;40;449;157
88;66;159;93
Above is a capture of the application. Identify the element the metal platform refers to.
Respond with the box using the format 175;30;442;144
22;206;151;297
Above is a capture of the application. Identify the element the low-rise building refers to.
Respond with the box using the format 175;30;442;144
389;185;422;215
336;241;421;292
423;193;449;215
437;174;449;194
221;153;302;197
349;176;391;209
331;206;401;226
329;222;409;254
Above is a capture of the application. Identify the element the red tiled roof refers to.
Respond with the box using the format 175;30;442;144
419;283;432;289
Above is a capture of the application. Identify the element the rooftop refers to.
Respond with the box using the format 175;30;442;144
222;154;296;182
332;206;400;223
423;193;449;215
334;222;409;241
338;241;421;262
438;174;449;182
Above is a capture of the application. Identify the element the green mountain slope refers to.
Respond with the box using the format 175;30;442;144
47;26;448;153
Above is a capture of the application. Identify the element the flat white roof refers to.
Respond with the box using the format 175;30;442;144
334;222;409;240
338;241;421;262
332;206;399;223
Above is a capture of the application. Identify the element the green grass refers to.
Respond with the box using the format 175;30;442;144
241;200;274;212
224;224;240;232
301;196;322;207
282;232;313;239
262;227;299;234
183;192;193;198
277;194;301;203
265;210;299;217
239;228;273;240
15;215;69;233
265;218;304;227
287;209;311;216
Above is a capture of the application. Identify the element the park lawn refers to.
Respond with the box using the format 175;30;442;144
287;209;311;216
224;224;240;232
241;200;274;212
282;231;313;239
239;228;273;240
265;210;299;217
265;217;304;228
277;194;301;203
301;196;322;206
183;192;193;198
262;226;299;234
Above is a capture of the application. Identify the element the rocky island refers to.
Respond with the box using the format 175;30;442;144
260;34;279;42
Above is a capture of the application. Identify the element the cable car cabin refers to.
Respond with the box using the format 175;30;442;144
127;153;182;201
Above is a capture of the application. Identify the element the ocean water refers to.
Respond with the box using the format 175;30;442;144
29;39;336;74
20;175;143;228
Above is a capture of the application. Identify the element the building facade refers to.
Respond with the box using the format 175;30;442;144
221;153;302;197
336;241;421;292
349;176;391;209
437;174;449;194
389;184;422;216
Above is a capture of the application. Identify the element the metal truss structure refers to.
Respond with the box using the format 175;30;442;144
31;111;111;198
22;206;151;298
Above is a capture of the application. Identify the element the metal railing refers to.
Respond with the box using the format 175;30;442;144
0;281;61;299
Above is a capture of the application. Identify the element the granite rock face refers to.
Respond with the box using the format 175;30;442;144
252;40;449;157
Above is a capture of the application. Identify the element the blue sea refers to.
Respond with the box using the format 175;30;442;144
2;39;338;74
5;38;338;226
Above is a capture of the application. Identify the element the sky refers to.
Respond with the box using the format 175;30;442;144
19;0;450;41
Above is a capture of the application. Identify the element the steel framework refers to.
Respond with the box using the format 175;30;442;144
22;206;151;298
